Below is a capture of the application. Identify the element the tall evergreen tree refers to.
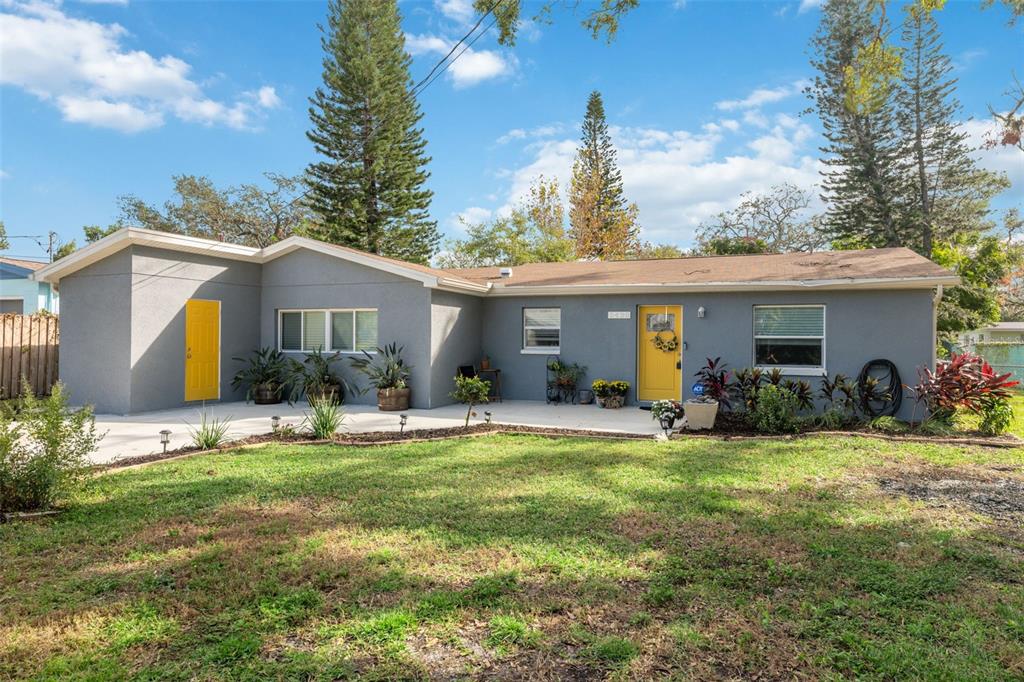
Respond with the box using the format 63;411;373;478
896;4;1008;259
305;0;438;264
809;0;907;250
569;90;639;259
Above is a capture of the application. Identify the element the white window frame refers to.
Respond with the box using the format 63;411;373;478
522;307;561;354
278;308;378;354
752;304;826;376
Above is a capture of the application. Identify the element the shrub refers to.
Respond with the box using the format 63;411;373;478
305;396;345;439
731;367;765;411
869;416;910;434
979;397;1013;436
0;382;101;515
694;357;732;408
592;379;630;398
451;374;491;426
817;407;848;430
187;411;232;449
913;352;1019;423
749;384;800;434
349;343;412;391
650;400;684;422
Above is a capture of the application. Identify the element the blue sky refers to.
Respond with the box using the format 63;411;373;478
1;0;1021;262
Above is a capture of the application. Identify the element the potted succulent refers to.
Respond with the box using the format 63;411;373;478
350;342;413;411
480;353;491;370
650;399;684;432
231;347;289;405
287;349;352;404
592;379;630;409
686;357;732;430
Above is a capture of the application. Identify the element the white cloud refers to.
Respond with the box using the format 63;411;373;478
57;95;162;132
0;0;278;132
962;118;1024;191
458;99;825;246
798;0;822;14
715;80;808;111
495;123;564;145
435;0;474;22
455;206;492;227
406;32;516;88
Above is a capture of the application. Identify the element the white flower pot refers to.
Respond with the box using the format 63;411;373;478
684;400;719;430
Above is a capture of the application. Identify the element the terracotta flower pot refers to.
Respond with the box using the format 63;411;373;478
378;387;410;411
684;400;719;430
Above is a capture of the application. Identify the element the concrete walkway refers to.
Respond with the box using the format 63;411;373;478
91;400;662;465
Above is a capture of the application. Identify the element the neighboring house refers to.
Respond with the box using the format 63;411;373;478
0;256;59;315
960;321;1024;349
32;228;957;416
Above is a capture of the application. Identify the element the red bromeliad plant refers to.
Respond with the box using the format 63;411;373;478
914;352;1019;421
695;357;733;409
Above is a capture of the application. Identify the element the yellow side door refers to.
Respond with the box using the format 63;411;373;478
637;305;682;401
185;299;220;402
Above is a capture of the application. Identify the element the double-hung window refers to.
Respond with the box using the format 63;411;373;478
279;309;378;353
753;305;825;374
523;307;560;353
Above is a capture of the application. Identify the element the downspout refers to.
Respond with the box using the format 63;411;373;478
931;285;944;370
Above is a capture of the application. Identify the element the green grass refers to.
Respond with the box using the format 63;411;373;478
1;434;1022;679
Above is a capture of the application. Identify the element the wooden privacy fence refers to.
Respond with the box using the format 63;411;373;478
0;313;59;399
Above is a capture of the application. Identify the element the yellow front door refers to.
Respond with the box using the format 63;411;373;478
185;299;220;402
637;305;682;401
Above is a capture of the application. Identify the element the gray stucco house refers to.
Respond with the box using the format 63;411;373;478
32;228;957;416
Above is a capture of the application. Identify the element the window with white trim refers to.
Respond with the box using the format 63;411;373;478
753;305;825;371
523;307;560;352
279;309;378;352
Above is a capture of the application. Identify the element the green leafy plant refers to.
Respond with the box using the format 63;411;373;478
349;343;412;391
979;397;1013;436
869;416;910;434
187;411;232;450
304;395;345;439
816;407;847;430
591;379;630;398
287;349;353;403
731;367;765;411
0;381;100;516
451;374;491;426
781;378;814;412
749;384;800;434
547;359;586;389
231;347;288;402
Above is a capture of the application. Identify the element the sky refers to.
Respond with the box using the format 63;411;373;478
1;0;1022;262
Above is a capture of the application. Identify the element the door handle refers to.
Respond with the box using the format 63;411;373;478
676;361;681;369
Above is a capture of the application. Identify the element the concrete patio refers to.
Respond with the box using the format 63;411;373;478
91;400;663;465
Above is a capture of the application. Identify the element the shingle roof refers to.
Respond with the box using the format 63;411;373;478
0;256;49;272
442;247;953;288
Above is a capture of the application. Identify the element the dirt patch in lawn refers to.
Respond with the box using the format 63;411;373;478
875;464;1024;523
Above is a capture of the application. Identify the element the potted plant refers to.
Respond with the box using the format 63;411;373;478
650;399;684;432
480;354;491;370
350;342;413;411
287;349;352;404
550;360;586;403
592;379;629;409
686;357;732;430
231;347;288;405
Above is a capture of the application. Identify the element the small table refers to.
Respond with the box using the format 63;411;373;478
478;368;503;403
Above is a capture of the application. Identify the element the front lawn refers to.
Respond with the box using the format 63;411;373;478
2;435;1022;680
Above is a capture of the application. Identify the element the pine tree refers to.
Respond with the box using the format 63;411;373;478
569;91;639;259
896;4;1008;259
305;0;438;264
809;0;907;250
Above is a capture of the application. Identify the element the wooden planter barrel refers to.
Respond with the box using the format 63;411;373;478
252;383;283;405
378;387;410;411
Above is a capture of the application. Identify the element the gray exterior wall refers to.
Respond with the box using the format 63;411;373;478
58;250;133;414
429;290;483;407
58;246;262;414
128;246;262;413
259;250;435;408
480;289;935;419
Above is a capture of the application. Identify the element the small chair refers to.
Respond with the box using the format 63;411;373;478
457;365;477;378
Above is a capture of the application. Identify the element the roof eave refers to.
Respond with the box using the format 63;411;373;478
483;275;960;296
